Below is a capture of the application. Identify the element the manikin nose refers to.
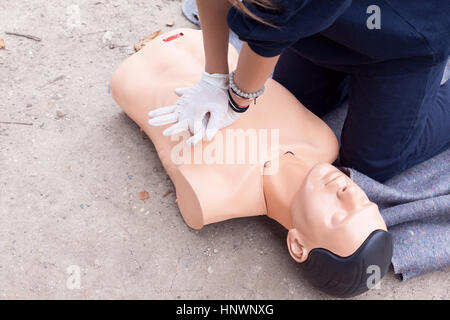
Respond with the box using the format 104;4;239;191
337;183;361;208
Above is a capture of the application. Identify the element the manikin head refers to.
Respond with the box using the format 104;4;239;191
287;163;392;297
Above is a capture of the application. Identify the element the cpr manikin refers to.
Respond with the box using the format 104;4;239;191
110;29;392;297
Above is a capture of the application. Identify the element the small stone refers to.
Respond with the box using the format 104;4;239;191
102;31;113;44
166;21;175;27
207;266;213;274
213;249;218;254
56;111;65;118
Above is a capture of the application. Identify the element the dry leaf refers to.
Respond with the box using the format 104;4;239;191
162;190;173;198
134;30;161;52
139;190;149;200
0;38;5;49
166;21;175;27
134;41;144;52
149;29;162;40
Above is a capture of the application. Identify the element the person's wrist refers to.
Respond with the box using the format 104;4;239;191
229;70;265;104
202;71;229;90
229;89;251;107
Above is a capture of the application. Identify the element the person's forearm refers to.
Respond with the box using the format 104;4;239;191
232;42;280;105
196;0;232;74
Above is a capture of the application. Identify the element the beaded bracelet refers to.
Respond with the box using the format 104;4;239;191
229;70;265;104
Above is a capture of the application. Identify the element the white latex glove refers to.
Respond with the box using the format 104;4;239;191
148;72;241;145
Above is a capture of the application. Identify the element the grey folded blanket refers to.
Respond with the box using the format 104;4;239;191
182;0;450;280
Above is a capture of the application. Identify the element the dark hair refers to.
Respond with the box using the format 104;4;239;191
300;230;393;298
228;0;280;27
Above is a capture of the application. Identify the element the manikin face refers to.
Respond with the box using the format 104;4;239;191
287;162;387;262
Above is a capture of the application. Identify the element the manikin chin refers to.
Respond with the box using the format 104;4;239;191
110;28;393;297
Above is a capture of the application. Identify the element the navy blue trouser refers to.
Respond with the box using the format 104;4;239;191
273;48;450;181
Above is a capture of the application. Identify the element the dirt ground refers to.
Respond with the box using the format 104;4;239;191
0;0;448;299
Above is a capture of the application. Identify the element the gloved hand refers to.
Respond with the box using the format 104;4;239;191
148;72;241;145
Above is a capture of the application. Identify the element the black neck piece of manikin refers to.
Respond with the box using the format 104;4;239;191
300;229;393;298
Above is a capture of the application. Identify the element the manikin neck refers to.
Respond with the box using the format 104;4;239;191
262;153;310;230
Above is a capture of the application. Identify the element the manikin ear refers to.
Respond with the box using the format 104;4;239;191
287;229;309;263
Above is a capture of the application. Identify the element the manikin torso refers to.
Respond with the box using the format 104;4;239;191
110;29;339;230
